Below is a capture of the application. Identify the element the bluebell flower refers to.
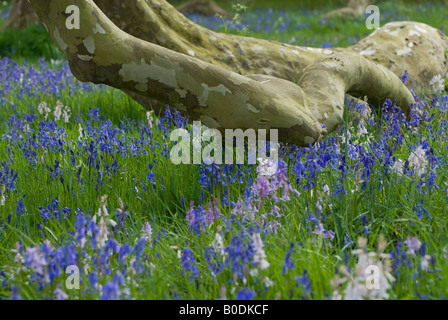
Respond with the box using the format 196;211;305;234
282;243;295;274
296;270;311;295
181;247;200;282
400;70;411;84
101;280;120;300
236;288;255;300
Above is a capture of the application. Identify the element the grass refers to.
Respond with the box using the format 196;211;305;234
0;2;448;300
0;23;64;63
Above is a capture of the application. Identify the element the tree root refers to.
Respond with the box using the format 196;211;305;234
28;0;446;146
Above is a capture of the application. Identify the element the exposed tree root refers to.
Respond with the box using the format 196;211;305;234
28;0;447;146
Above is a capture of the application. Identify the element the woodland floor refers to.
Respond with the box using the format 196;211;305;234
0;1;448;300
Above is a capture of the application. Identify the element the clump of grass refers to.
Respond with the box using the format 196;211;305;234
0;23;63;63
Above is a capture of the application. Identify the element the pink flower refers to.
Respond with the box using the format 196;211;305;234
141;222;153;243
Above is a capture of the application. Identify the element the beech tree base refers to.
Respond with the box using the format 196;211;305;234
27;0;448;146
1;0;39;30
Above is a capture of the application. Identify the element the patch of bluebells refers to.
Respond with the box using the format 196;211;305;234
295;270;311;298
204;247;224;281
2;28;448;300
224;232;255;282
229;160;301;234
236;288;256;300
0;58;95;100
181;247;200;282
186;198;222;235
39;198;71;222
4;206;157;300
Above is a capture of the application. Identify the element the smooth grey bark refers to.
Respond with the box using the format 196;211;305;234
27;0;448;146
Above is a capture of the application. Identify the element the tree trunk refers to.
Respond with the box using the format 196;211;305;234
1;0;39;30
323;0;376;19
177;0;234;19
27;0;448;146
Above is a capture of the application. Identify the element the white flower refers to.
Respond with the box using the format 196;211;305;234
12;242;24;265
263;277;274;288
97;216;108;248
404;236;422;256
63;106;71;123
340;130;352;144
357;122;368;137
391;159;404;176
38;101;50;116
211;231;225;256
53;285;68;300
323;184;330;196
108;219;117;227
257;157;278;177
249;269;258;277
78;124;85;141
445;182;448;200
0;186;5;206
408;145;428;177
25;247;50;285
146;111;154;128
334;237;395;300
421;255;432;271
252;233;270;270
93;195;116;248
54;100;63;121
430;74;445;92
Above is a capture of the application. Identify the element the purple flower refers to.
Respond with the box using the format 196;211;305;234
254;176;271;199
53;284;68;300
24;246;49;285
405;236;422;256
25;247;47;276
141;222;153;243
